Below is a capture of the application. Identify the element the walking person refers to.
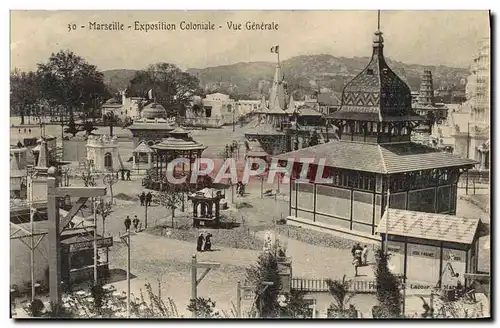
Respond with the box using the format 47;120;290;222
362;245;369;265
146;192;152;206
197;233;205;252
204;233;212;251
126;170;131;181
28;128;31;134
18;128;20;134
124;216;131;232
23;128;26;133
133;215;140;232
354;247;362;276
139;192;145;206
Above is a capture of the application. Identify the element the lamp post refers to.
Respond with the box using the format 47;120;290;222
119;232;131;318
466;123;471;195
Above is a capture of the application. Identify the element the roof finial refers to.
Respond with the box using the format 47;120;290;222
377;10;381;31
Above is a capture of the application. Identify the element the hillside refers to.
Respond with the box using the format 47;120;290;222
103;54;469;99
102;69;138;92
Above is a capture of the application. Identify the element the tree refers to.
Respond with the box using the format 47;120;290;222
103;111;120;137
373;248;402;318
64;115;79;137
245;252;281;318
79;120;97;136
156;188;182;228
426;111;436;132
10;69;42;125
95;200;113;236
37;50;108;121
325;275;357;318
187;298;221;318
128;63;203;117
278;290;313;318
308;131;320;147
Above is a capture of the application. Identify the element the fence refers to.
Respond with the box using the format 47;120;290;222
291;277;377;294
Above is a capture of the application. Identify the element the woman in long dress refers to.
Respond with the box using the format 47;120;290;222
204;233;212;251
197;233;204;252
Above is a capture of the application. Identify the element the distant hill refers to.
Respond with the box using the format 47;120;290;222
102;69;138;93
103;55;469;99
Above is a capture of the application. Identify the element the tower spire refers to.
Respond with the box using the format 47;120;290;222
377;10;381;31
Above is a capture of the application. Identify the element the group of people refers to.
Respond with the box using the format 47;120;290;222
18;128;31;134
124;215;142;232
196;232;213;252
351;243;369;276
139;191;153;206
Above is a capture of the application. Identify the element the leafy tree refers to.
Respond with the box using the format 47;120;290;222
426;111;436;131
95;200;113;236
27;298;45;317
156;188;182;228
278;290;313;318
37;50;108;121
187;297;221;318
79;120;97;136
373;248;402;318
103;111;121;137
308;131;320;147
325;275;357;318
128;63;203;117
245;252;281;318
10;69;42;125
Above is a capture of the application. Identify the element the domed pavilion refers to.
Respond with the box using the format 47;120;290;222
275;18;478;239
127;102;175;149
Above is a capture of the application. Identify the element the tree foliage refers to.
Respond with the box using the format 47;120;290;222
308;131;320;147
64;115;79;137
245;252;281;318
103;111;121;136
187;297;221;318
127;63;202;117
79;120;97;136
374;248;402;318
325;275;357;318
36;50;108;119
10;69;42;124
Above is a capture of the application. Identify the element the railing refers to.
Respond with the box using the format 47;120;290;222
291;277;377;294
10;200;48;210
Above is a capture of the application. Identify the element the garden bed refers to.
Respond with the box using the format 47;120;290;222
148;216;265;251
280;225;362;250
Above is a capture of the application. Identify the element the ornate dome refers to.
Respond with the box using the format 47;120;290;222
141;102;167;119
330;30;414;122
105;97;121;105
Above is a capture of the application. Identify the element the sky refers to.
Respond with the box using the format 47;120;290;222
10;10;490;72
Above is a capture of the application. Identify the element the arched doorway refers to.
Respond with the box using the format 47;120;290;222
104;152;113;170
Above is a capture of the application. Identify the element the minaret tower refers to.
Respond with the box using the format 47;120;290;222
418;71;434;106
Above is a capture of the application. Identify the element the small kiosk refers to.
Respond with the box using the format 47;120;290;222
377;209;482;291
188;188;223;228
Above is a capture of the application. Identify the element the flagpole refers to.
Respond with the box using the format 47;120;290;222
385;188;390;254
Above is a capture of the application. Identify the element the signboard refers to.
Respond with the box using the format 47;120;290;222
406;244;440;287
441;249;466;288
387;241;405;275
243;290;254;301
69;237;113;253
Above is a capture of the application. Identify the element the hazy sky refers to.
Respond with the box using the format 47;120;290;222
10;10;490;72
